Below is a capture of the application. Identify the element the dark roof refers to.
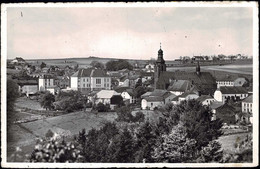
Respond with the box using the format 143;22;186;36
125;89;135;96
114;87;130;93
167;80;192;92
242;95;253;103
15;79;38;86
196;95;214;102
71;68;108;77
216;103;236;112
210;102;224;109
179;90;198;98
144;96;164;102
219;86;248;94
39;74;55;79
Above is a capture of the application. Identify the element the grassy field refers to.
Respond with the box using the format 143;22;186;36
217;132;250;153
15;97;44;110
7;109;118;162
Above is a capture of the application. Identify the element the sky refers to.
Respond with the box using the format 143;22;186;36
6;5;254;60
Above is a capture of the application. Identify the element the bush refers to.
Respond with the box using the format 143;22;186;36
95;102;110;112
45;129;54;138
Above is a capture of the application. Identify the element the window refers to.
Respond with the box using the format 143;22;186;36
96;79;101;84
83;79;85;82
83;84;85;87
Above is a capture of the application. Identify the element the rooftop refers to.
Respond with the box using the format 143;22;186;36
219;86;248;94
96;90;120;99
242;95;253;103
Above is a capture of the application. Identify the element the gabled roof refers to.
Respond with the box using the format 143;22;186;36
124;89;135;96
96;90;120;99
15;79;38;86
71;68;108;77
219;86;248;94
179;90;198;98
141;92;152;98
242;95;253;103
197;95;214;102
209;101;224;109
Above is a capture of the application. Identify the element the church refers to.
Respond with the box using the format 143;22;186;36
154;45;217;96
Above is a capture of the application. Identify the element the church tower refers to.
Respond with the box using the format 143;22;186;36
154;43;166;89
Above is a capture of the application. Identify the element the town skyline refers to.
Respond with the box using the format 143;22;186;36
6;4;254;60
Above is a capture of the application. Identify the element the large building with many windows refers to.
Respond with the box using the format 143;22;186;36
70;68;111;92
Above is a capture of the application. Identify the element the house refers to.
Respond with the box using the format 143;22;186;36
196;95;216;106
178;91;199;103
95;90;121;105
95;90;122;110
11;57;26;64
70;68;111;92
192;56;204;61
213;86;248;103
141;90;176;110
216;75;249;88
38;74;56;91
241;95;253;123
144;63;155;72
233;77;249;87
16;79;38;97
141;96;164;110
118;75;130;87
121;89;136;104
214;103;237;125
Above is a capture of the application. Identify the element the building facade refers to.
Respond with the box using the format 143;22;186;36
70;68;111;92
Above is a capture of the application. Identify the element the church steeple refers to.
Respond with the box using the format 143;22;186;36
154;43;167;89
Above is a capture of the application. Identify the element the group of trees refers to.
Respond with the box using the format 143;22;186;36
106;60;133;71
39;91;88;113
115;106;145;123
28;99;243;163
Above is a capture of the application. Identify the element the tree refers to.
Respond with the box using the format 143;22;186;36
162;100;223;150
106;128;135;162
96;102;109;112
7;78;19;112
196;141;223;162
105;60;133;71
135;121;158;162
135;78;142;88
90;61;104;69
40;62;47;69
152;124;197;163
40;92;55;110
116;106;134;122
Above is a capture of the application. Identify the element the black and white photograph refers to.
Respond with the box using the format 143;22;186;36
1;2;259;168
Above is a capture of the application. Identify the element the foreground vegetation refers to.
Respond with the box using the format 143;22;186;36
8;100;253;163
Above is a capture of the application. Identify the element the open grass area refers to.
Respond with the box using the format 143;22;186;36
7;110;118;162
217;132;250;153
15;97;44;110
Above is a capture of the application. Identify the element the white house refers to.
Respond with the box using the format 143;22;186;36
95;90;121;105
70;68;111;92
178;91;199;103
141;97;164;110
118;75;130;87
121;89;136;104
214;86;248;103
196;95;216;106
242;95;253;123
38;74;55;91
141;90;176;110
17;79;38;97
